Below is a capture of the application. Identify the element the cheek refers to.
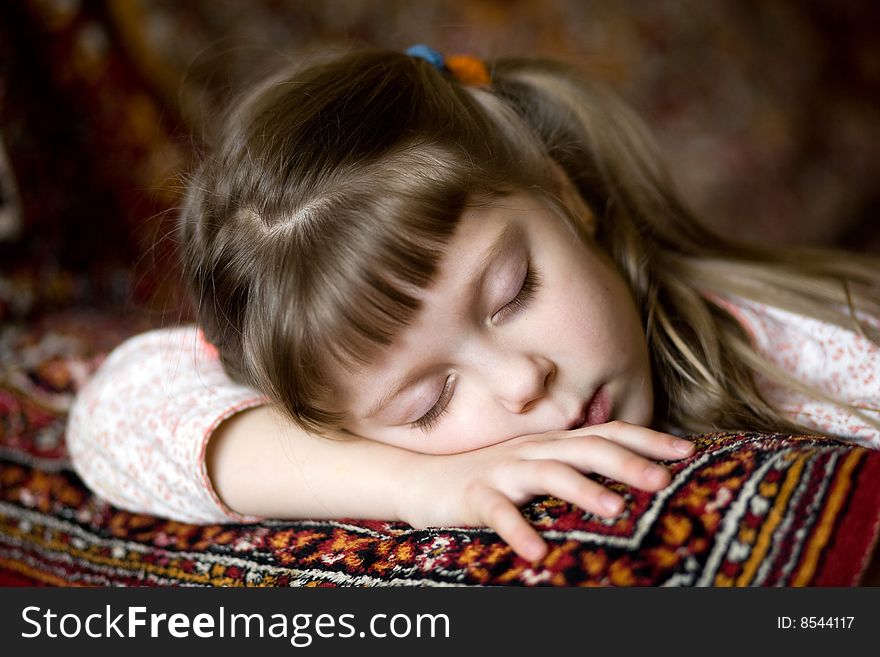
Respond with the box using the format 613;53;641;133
541;272;612;351
565;259;643;351
404;411;517;455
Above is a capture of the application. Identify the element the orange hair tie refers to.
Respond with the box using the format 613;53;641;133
445;54;491;87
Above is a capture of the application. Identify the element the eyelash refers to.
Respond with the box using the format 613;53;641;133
411;262;541;434
412;376;455;433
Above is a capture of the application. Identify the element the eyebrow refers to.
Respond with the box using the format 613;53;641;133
363;222;522;421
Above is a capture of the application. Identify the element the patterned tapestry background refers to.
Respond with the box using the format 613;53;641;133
1;1;880;587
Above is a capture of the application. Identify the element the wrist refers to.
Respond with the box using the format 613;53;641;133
393;450;438;528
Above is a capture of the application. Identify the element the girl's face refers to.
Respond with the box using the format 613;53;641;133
336;186;654;455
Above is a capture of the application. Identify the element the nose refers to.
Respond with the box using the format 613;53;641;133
486;348;555;414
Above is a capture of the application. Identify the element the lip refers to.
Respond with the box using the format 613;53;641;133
567;385;611;430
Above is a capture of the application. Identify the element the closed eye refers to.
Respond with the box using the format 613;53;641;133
411;376;455;434
492;260;541;323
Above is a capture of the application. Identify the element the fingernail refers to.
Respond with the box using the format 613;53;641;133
674;439;694;454
600;492;623;514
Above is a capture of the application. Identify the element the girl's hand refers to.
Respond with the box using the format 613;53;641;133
400;420;694;562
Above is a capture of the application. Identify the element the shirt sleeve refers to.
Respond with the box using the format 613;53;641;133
66;325;271;523
707;293;880;448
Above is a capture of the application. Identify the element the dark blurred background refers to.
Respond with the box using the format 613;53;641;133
1;0;879;325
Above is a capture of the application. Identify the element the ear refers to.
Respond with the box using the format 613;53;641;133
546;160;597;237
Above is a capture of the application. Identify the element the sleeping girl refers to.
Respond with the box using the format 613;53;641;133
67;46;880;563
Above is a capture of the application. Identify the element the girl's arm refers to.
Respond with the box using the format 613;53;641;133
208;404;693;562
206;405;424;521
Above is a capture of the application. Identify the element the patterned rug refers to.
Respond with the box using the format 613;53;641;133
1;309;879;586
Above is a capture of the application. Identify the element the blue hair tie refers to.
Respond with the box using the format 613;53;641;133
405;44;447;72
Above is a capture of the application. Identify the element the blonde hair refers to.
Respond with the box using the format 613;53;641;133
178;49;880;438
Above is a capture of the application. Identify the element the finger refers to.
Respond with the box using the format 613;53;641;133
516;459;626;517
574;420;694;460
524;434;673;491
473;485;548;562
